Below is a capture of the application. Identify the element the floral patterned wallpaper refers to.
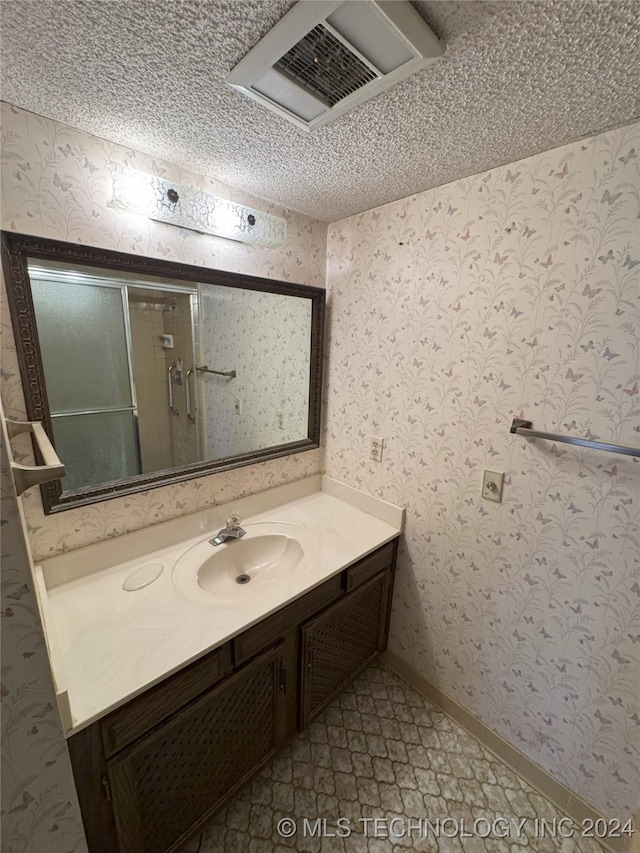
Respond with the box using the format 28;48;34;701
0;103;327;560
325;122;640;820
2;99;639;844
0;102;325;853
1;426;88;853
200;285;311;459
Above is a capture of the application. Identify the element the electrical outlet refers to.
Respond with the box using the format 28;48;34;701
370;436;384;462
234;398;242;415
482;470;504;502
276;410;284;430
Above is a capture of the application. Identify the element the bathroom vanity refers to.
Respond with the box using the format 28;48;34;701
35;476;403;853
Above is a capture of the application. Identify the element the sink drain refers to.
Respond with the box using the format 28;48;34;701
235;573;251;585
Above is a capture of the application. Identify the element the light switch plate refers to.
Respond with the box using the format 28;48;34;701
482;470;504;502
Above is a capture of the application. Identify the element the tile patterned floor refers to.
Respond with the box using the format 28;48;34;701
180;661;607;853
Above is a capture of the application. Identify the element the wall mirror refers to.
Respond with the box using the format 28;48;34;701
1;232;325;514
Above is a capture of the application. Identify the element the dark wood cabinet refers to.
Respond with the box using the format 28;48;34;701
108;645;286;853
69;538;398;853
300;569;391;729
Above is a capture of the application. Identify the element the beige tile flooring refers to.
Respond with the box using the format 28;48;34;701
180;661;607;853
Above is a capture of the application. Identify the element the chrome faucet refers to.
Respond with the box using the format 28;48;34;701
209;513;246;546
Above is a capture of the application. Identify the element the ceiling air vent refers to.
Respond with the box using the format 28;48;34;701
226;0;444;131
275;24;378;107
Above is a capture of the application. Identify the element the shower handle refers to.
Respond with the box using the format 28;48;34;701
186;368;196;423
167;364;179;415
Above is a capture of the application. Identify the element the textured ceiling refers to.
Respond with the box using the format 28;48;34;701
1;0;639;222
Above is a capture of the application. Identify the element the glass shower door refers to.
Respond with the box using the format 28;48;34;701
30;274;140;491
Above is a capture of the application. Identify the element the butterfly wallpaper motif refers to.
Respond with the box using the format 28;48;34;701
199;285;311;459
0;103;327;560
1;99;638;844
0;103;327;852
1;437;88;853
324;122;640;819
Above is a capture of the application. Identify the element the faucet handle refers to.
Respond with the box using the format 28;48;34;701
226;513;242;529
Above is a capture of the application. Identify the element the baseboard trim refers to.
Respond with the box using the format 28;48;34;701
381;650;638;853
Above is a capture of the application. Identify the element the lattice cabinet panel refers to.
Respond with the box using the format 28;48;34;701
107;645;284;853
68;540;398;853
300;569;390;728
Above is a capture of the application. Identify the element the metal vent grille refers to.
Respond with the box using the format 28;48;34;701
274;24;377;107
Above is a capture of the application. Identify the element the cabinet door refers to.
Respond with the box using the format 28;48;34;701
107;644;286;853
300;570;391;729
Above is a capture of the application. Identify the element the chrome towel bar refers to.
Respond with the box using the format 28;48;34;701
196;365;237;378
510;418;640;459
5;418;66;494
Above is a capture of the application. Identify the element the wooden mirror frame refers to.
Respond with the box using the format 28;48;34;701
1;232;325;514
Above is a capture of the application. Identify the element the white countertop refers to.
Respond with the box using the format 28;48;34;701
36;476;403;736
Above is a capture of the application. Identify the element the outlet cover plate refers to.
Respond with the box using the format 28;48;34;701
370;436;384;462
482;470;504;502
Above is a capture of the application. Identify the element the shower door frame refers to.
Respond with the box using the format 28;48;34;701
27;265;143;489
26;264;201;491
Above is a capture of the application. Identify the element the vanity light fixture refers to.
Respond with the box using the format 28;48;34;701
108;164;287;247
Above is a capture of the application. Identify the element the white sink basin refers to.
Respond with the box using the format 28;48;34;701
172;522;312;603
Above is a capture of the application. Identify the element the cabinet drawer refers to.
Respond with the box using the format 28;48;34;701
101;641;233;758
234;572;343;666
345;540;396;591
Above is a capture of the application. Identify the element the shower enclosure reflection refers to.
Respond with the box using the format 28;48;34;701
26;257;313;497
30;263;201;491
2;231;324;513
